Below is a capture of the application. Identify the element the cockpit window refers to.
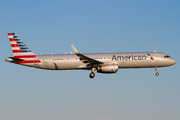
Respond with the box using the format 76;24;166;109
164;55;171;58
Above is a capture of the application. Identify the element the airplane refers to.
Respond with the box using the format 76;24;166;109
5;33;176;78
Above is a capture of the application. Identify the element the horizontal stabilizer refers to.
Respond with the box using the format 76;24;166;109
9;57;24;61
5;57;24;63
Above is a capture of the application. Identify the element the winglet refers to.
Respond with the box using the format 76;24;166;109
71;44;79;54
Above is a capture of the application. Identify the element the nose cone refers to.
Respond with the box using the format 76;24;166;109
171;58;176;65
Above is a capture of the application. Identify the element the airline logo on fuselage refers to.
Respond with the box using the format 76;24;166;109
112;54;147;61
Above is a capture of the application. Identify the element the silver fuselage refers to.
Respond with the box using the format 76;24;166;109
15;52;176;70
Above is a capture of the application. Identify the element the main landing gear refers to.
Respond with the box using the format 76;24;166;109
155;67;159;76
89;72;95;78
89;68;96;79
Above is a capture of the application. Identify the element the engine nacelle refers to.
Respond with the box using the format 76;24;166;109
97;64;118;73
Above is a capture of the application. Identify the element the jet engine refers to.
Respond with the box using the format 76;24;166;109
97;64;118;73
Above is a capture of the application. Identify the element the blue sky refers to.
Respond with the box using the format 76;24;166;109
1;0;180;120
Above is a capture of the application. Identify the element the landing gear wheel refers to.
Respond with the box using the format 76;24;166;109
155;72;159;76
89;72;95;78
155;67;159;76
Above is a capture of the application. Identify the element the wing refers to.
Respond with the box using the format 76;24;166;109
71;44;103;68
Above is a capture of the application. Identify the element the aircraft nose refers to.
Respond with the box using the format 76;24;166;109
171;58;176;65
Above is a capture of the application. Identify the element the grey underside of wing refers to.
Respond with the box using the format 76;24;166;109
70;44;104;69
76;53;104;68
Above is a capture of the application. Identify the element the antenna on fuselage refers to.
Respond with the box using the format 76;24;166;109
154;50;156;52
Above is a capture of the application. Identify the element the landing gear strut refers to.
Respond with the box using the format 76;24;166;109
89;67;96;79
155;67;159;76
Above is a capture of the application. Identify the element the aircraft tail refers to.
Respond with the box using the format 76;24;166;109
7;33;36;57
7;33;41;64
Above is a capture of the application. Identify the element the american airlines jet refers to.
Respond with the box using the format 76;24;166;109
5;33;176;78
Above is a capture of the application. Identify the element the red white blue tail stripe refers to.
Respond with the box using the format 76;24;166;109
7;33;41;64
8;33;34;55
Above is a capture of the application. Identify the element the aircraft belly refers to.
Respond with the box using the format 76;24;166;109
42;62;55;70
55;61;81;70
18;63;35;67
16;62;46;69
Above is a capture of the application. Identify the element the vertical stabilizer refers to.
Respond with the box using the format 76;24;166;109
7;33;40;64
7;33;35;57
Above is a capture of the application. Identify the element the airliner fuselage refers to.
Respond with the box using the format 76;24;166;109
19;52;174;70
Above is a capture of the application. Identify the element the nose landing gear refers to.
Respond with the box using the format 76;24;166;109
155;72;159;76
155;67;159;76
